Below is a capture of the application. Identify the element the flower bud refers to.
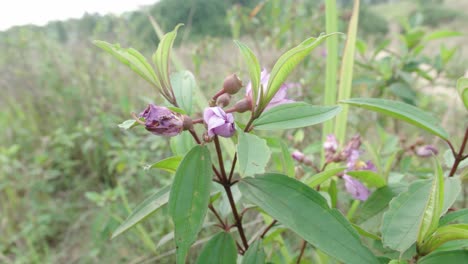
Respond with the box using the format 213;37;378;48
323;134;338;153
216;93;231;107
415;145;438;157
203;107;235;138
223;74;243;95
138;104;183;137
233;97;252;113
292;151;305;162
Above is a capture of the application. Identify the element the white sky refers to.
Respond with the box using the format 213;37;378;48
0;0;159;31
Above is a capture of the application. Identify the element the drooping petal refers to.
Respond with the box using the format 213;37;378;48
343;174;370;201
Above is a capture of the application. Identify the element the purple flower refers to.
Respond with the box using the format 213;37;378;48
346;150;361;170
343;174;371;201
138;104;183;137
415;145;438;157
203;107;235;138
245;69;295;110
292;151;305;162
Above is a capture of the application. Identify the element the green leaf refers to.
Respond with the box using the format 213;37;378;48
417;159;445;245
262;33;342;112
111;185;170;239
237;131;271;177
265;138;295;177
329;179;338;208
303;167;346;188
444;149;468;170
382;181;430;252
253;103;342;130
239;173;378;264
440;209;468;226
341;98;449;140
118;119;140;130
435;240;468;252
322;0;339;153
234;40;261;107
93;40;159;88
147;156;183;173
169;145;212;263
242;239;266;264
442;177;462;215
346;170;386;188
333;0;360;143
423;30;462;42
195;232;237;264
457;77;468;110
356;185;406;224
418;250;468;264
419;224;468;254
171;70;195;115
170;131;197;156
352;224;381;240
152;24;183;95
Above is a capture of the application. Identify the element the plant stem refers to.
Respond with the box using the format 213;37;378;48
228;153;238;182
449;127;468;177
224;183;249;250
209;204;226;229
296;240;307;264
214;136;228;182
260;220;278;239
214;136;249;250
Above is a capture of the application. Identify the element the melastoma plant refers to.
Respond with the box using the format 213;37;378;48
95;24;468;263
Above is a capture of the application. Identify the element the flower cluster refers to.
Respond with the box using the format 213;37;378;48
325;134;373;201
132;69;297;140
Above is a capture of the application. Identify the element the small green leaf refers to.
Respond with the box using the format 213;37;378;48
440;209;468;226
329;179;338;208
457;77;468;110
111;185;170;239
352;224;381;240
418;250;468;264
417;158;445;245
196;232;237;264
171;70;195;115
341;98;449;140
253;103;342;130
262;33;342;112
242;239;266;264
169;145;212;263
118;119;140;130
346;170;386;188
93;41;159;88
237;131;271;177
152;24;183;96
234;40;261;107
303;167;346;188
147;156;183;173
239;173;378;264
419;224;468;254
423;30;462;42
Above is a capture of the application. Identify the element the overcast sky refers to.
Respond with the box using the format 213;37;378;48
0;0;159;31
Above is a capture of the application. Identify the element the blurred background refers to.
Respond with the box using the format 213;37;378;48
0;0;467;263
